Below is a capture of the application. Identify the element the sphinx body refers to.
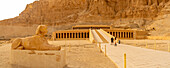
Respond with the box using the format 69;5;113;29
11;25;61;50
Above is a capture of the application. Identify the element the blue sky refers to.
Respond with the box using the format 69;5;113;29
0;0;36;21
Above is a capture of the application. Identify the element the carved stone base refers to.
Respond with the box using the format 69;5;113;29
11;49;66;68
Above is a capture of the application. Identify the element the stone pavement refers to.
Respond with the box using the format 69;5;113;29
95;30;108;43
91;30;103;43
92;29;170;68
99;43;170;68
97;30;110;43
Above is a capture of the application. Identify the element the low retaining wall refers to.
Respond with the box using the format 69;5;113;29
147;36;170;40
11;49;66;68
89;29;95;43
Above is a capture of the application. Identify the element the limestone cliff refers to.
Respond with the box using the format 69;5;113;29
0;0;170;39
0;0;170;27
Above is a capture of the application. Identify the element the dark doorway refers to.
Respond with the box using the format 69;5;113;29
111;38;114;43
76;33;78;38
59;33;60;38
56;33;58;38
131;32;133;38
70;33;72;38
73;33;75;38
79;33;80;38
81;33;83;38
84;33;86;38
87;32;89;38
61;33;63;38
64;33;66;38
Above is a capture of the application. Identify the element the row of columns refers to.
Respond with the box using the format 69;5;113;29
73;27;110;29
108;31;134;38
55;32;89;39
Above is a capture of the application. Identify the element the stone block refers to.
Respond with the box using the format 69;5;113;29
11;49;66;68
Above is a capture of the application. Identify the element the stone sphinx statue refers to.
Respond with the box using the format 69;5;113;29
12;25;61;50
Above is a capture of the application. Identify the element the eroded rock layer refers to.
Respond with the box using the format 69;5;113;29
0;0;170;25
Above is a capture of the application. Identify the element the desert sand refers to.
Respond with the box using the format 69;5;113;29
0;40;117;68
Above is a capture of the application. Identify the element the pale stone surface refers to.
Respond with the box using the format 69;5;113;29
89;29;95;43
11;25;61;50
93;30;170;68
99;43;170;68
91;30;103;43
11;49;66;68
91;29;115;43
98;29;112;44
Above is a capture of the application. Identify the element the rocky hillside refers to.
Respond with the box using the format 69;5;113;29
0;0;170;25
0;0;170;37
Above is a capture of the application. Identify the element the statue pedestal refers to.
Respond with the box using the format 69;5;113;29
11;49;66;68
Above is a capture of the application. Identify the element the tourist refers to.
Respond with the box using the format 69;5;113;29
114;37;117;46
111;37;114;45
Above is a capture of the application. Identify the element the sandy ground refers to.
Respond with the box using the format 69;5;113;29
0;43;11;68
0;40;117;68
121;39;170;52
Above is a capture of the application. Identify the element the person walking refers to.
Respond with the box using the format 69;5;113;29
111;37;114;45
114;37;117;46
117;38;120;44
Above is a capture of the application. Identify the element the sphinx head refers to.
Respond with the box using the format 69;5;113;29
36;25;48;36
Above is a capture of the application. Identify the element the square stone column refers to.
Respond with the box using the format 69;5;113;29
74;33;76;38
57;33;59;39
83;32;85;38
80;32;82;38
60;33;62;38
86;32;88;38
77;33;79;38
72;33;73;38
127;32;129;38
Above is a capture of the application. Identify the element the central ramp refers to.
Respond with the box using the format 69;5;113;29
91;30;103;43
95;30;108;43
90;29;114;44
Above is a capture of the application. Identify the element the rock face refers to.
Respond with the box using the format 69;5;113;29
0;0;170;25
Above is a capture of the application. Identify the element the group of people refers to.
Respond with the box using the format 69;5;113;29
111;37;120;46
